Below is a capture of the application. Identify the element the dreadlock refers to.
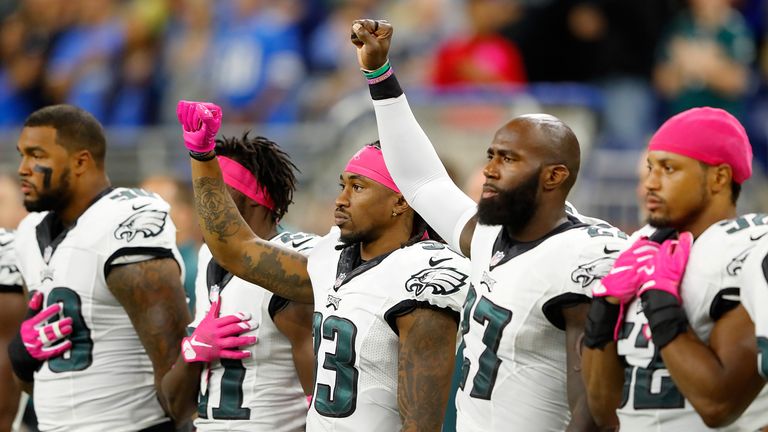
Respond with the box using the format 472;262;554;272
363;141;445;247
215;132;298;221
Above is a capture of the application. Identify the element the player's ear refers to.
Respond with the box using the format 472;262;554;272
542;164;569;191
708;163;732;195
71;149;93;175
392;194;409;216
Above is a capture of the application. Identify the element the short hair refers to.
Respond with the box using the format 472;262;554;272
215;132;298;221
23;105;107;165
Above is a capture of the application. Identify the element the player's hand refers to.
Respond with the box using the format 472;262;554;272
20;292;73;360
350;19;393;71
638;232;693;302
181;299;257;363
594;238;660;304
176;100;222;154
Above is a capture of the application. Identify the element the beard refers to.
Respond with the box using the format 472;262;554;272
477;168;540;231
24;168;72;213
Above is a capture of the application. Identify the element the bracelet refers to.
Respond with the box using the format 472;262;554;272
189;150;216;161
362;60;391;79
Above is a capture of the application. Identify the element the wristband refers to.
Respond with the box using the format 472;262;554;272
190;150;216;162
362;60;391;79
584;298;620;349
640;290;688;349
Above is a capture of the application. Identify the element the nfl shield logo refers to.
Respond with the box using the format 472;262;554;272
490;250;505;267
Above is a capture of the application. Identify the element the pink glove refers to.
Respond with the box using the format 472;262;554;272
176;100;222;153
592;238;659;339
182;299;257;363
638;231;693;302
593;238;660;303
20;292;73;360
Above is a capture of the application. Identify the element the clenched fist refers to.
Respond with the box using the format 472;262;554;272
350;19;393;71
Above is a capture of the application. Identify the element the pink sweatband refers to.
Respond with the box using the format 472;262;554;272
648;107;752;184
344;145;401;193
217;156;275;211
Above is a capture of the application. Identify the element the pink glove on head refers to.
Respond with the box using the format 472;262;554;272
638;231;694;302
21;292;73;360
176;100;222;154
182;299;257;363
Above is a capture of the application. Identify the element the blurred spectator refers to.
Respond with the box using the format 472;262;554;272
654;0;755;120
209;0;306;124
140;174;202;314
45;0;125;123
0;173;26;230
564;0;677;149
432;0;526;87
109;0;169;126
160;0;214;123
0;0;66;126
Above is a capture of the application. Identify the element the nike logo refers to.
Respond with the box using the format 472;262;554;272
603;246;620;254
291;238;313;249
189;335;212;348
429;257;452;266
0;240;11;247
751;232;768;242
132;203;150;210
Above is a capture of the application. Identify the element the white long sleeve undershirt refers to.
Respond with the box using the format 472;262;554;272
372;94;478;252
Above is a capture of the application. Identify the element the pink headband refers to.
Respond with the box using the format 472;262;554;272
344;145;401;193
648;107;752;184
217;156;275;211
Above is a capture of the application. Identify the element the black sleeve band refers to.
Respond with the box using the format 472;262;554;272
709;287;740;321
584;298;620;349
268;295;291;321
542;293;591;331
384;299;460;336
104;246;176;278
640;290;689;349
0;284;22;294
368;73;404;100
7;333;41;382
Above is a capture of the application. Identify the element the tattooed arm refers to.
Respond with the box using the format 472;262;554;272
190;157;314;303
107;258;190;422
396;307;458;432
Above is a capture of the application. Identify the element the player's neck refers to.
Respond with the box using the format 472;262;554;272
679;204;737;239
359;224;411;261
504;202;568;243
59;174;111;227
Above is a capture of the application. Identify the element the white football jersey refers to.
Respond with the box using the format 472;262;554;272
617;214;768;431
456;217;628;431
742;235;768;380
305;227;470;432
192;231;320;432
14;187;184;432
0;228;22;292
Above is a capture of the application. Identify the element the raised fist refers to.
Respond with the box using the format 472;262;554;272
176;100;222;154
350;19;393;71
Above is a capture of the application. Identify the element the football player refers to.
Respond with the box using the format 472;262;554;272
350;20;626;431
741;236;768;382
0;228;26;431
582;107;768;430
176;100;471;432
161;132;318;431
7;105;190;431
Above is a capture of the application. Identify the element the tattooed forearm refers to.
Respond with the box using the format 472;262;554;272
107;259;190;388
240;245;313;304
193;177;245;242
397;308;458;432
